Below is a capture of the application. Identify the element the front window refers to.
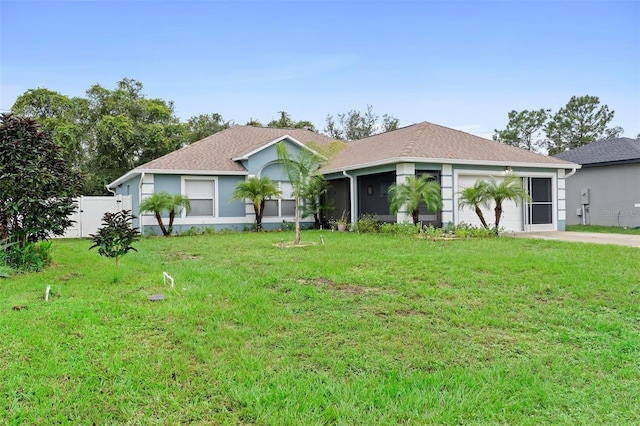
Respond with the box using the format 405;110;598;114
184;179;215;216
264;181;295;217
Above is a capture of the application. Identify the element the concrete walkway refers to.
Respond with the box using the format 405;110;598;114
514;231;640;248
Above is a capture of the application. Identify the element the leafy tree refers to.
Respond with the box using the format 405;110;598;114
493;109;550;151
457;180;491;229
388;175;443;225
185;113;232;143
139;192;191;236
12;78;187;195
231;176;281;231
267;111;316;131
246;118;263;127
276;142;323;244
324;105;398;140
84;78;186;193
12;88;90;170
544;95;622;155
483;176;530;233
89;210;140;279
0;114;82;249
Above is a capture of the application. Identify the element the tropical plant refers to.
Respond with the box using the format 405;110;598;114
139;192;191;236
89;210;140;279
457;180;491;229
139;193;171;236
388;175;443;225
300;175;330;229
166;194;191;235
231;176;280;231
483;175;531;233
276;142;324;244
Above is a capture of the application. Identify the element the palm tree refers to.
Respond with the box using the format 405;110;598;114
276;142;323;244
300;175;330;229
484;175;531;233
231;176;280;231
457;180;491;229
167;194;191;235
139;192;172;236
139;192;191;236
388;175;443;225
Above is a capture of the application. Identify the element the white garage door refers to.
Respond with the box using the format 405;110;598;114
456;175;523;232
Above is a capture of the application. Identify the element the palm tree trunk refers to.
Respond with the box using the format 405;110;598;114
155;212;168;236
412;209;420;225
255;202;262;232
294;198;301;245
168;210;176;236
494;204;503;235
474;206;489;229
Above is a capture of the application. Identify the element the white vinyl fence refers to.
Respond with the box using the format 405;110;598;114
60;195;132;238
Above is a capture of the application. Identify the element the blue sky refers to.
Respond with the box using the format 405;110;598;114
1;1;639;139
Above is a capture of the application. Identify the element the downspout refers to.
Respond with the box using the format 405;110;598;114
138;172;145;236
342;170;355;225
106;186;116;196
564;167;577;178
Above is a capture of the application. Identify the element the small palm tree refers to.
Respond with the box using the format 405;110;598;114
389;175;443;225
484;175;531;233
276;142;323;244
139;192;172;236
139;192;191;236
231;176;280;231
300;175;330;229
458;180;491;229
167;194;191;235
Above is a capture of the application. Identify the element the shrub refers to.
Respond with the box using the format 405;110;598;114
0;240;52;272
380;222;421;236
89;210;140;280
357;214;380;233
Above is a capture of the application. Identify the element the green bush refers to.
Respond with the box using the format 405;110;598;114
357;214;380;233
380;222;421;236
0;240;53;272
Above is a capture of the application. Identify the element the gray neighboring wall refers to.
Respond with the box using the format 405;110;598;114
554;138;640;228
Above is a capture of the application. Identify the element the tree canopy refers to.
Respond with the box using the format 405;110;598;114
494;95;624;154
325;105;399;140
12;78;187;195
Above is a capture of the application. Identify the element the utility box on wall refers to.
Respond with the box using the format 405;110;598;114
580;188;590;205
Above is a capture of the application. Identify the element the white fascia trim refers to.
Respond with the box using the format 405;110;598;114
231;135;327;161
108;169;248;188
320;157;580;175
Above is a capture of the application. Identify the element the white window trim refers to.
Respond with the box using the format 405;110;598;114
181;176;218;218
264;181;296;218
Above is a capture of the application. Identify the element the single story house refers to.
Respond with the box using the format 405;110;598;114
108;122;579;234
553;137;640;228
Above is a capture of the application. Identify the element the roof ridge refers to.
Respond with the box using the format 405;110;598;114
399;122;428;156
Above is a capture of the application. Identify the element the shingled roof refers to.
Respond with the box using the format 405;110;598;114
322;121;574;173
109;121;577;188
136;125;335;173
553;138;640;167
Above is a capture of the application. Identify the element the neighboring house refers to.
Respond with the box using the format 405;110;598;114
553;138;640;228
108;122;579;235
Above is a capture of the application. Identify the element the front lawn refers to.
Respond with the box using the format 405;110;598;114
2;232;639;424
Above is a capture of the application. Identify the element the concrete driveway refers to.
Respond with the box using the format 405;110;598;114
514;231;640;248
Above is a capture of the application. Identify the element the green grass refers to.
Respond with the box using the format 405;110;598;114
2;231;640;424
567;224;640;235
